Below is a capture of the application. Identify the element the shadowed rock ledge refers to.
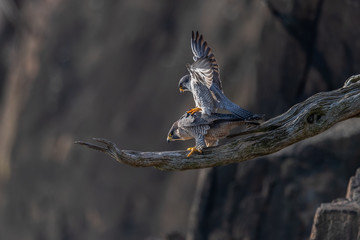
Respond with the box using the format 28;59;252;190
310;168;360;240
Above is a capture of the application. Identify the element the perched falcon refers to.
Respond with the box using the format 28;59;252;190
167;112;259;157
179;31;260;120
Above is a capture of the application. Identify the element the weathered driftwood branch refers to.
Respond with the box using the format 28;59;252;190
75;75;360;171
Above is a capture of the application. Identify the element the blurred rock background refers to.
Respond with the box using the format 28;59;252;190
0;0;359;239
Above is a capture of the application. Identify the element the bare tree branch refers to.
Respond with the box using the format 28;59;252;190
75;75;360;171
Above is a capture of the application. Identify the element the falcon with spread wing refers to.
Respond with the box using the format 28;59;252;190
179;31;260;120
167;112;259;157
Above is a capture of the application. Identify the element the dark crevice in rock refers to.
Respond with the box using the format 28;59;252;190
263;0;332;98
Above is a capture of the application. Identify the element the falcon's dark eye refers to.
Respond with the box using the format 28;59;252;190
169;130;175;137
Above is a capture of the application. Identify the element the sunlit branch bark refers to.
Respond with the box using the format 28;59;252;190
75;75;360;171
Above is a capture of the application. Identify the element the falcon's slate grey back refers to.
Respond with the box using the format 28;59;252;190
178;31;258;120
167;112;259;157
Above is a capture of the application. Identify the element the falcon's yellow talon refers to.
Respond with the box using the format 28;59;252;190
186;146;202;157
186;107;202;115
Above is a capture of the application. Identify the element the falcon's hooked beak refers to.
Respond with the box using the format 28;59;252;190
179;86;185;93
167;135;172;142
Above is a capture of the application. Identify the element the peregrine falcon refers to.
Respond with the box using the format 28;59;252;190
167;112;259;157
179;31;259;120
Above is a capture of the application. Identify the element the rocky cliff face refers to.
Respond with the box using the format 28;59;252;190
187;0;360;239
187;119;360;240
0;0;359;239
310;168;360;240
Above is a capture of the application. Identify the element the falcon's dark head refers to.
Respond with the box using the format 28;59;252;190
178;74;191;93
167;121;181;142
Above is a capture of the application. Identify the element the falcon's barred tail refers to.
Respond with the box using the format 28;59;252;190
228;105;254;120
210;85;255;120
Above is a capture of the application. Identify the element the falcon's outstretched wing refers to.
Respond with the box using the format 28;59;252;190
190;31;222;91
